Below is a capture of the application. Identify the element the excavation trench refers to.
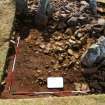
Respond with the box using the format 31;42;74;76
1;28;87;99
0;26;103;99
1;0;105;99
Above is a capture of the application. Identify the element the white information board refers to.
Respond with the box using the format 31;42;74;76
47;77;64;88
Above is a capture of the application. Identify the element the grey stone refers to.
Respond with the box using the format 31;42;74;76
35;0;53;27
89;0;97;15
80;1;89;12
67;17;78;26
75;31;83;39
78;16;88;23
80;1;89;6
60;13;68;18
91;24;104;37
81;36;105;67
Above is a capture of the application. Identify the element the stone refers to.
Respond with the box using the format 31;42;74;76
68;49;73;55
53;31;62;37
89;0;97;15
55;42;63;46
56;46;64;52
53;11;60;21
74;83;89;91
90;18;105;38
54;36;62;41
37;70;41;73
97;18;105;26
74;83;81;91
71;36;75;40
39;44;46;49
80;5;88;12
80;36;87;45
91;24;104;37
80;1;89;6
60;13;68;18
67;16;78;26
69;41;81;50
75;32;83;39
71;42;82;50
57;22;67;30
81;36;105;68
58;56;64;63
65;2;73;9
65;28;73;36
81;83;90;91
73;53;80;59
52;44;64;52
78;16;88;23
68;49;79;58
34;0;53;27
1;81;6;85
69;39;76;44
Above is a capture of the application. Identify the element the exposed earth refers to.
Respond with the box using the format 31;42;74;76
0;0;105;99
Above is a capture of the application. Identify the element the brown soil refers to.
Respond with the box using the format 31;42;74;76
1;28;86;99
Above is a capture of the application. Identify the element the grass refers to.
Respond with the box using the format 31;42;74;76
0;95;105;105
0;0;15;82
